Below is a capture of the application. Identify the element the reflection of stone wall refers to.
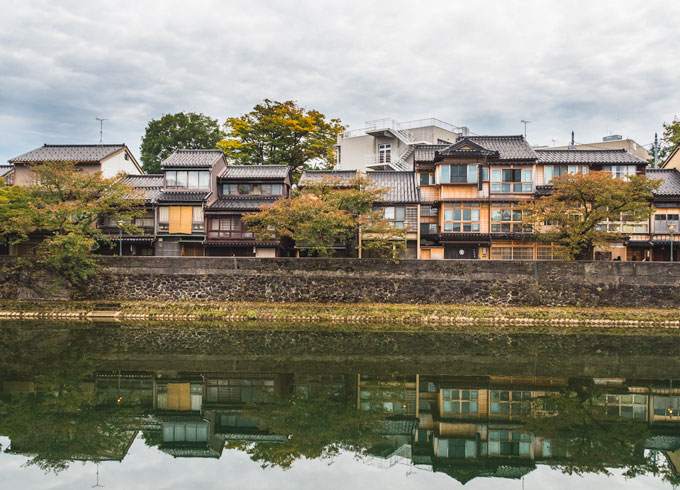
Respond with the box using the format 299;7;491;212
2;257;680;307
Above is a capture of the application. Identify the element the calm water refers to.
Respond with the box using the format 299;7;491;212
1;320;679;489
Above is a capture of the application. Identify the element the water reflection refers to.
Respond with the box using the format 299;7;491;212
1;321;679;486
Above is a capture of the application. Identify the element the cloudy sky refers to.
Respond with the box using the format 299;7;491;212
1;0;679;164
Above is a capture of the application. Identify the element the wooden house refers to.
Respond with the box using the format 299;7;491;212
154;150;226;256
204;165;292;257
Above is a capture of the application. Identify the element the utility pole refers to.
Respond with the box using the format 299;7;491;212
569;131;575;150
96;117;108;144
654;132;659;168
520;120;531;139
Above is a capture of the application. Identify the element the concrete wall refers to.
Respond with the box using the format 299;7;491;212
2;257;680;307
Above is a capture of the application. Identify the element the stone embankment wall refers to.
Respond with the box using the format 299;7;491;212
2;257;680;307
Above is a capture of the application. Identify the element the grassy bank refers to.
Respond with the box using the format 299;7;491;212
0;300;679;328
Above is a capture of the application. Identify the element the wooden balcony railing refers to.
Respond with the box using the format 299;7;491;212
207;230;255;240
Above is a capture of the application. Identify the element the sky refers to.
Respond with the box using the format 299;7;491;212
0;437;674;490
1;0;679;165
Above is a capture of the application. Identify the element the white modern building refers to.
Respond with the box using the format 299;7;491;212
336;118;469;172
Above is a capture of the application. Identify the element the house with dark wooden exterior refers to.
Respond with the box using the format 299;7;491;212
205;165;292;257
154;150;226;256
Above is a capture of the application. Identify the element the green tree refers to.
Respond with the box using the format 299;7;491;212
229;387;384;469
0;162;143;283
217;99;345;179
660;116;680;162
242;176;405;257
140;112;225;173
522;172;658;259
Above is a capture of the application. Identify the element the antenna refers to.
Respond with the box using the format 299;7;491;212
92;463;104;488
520;120;531;139
96;117;108;144
551;139;557;147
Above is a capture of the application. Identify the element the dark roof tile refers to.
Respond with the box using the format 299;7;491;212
161;150;224;168
367;171;419;203
156;191;210;203
299;170;358;187
207;198;278;210
9;144;126;163
221;165;290;179
461;136;537;161
121;174;164;203
536;149;647;165
647;169;680;196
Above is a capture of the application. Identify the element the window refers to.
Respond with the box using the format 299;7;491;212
491;203;531;233
488;431;532;457
420;223;438;234
441;165;477;184
491;246;535;260
383;206;406;229
491;168;532;192
209;216;253;238
222;183;283;196
605;394;647;420
162;422;209;442
165;170;210;190
379;144;391;164
420;205;438;217
655;214;680;234
599;212;649;234
192;206;204;231
604;165;637;179
490;391;532;417
420;172;435;185
442;389;479;416
158;206;169;231
442;202;480;232
437;439;477;459
134;211;154;228
544;165;588;183
537;246;568;260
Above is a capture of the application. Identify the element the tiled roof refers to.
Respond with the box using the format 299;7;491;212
121;174;164;203
414;144;449;162
435;139;498;159
160;150;224;168
647;169;680;196
536;148;647;165
221;165;290;179
299;170;358;187
460;136;537;161
0;165;13;177
8;144;126;163
156;191;210;203
367;171;419;203
207;198;278;210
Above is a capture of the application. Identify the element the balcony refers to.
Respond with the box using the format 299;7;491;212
207;230;255;240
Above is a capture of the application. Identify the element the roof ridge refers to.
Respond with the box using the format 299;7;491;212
536;148;627;152
41;144;125;147
175;149;223;152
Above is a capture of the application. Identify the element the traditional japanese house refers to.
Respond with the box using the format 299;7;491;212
155;150;226;256
415;135;540;260
98;174;163;256
7;144;142;184
365;171;420;259
204;165;292;257
646;168;680;261
535;148;650;261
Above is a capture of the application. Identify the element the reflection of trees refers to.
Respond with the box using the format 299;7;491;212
228;387;386;469
0;346;145;473
525;388;680;485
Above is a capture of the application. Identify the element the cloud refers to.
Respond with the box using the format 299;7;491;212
1;0;679;164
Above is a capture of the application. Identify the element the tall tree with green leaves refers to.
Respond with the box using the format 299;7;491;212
522;171;658;259
218;99;345;179
0;162;142;284
659;116;680;162
140;112;225;173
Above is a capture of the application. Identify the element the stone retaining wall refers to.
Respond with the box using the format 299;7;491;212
2;257;680;306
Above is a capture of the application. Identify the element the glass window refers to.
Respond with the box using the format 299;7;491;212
158;206;169;223
491;168;532;193
467;165;477;183
443;203;481;233
384;207;395;220
176;171;187;188
192;206;203;222
187;171;199;189
491;203;531;233
441;165;450;183
199;171;210;189
166;171;176;187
